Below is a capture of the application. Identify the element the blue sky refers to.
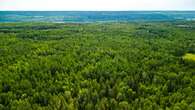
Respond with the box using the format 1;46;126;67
0;0;195;11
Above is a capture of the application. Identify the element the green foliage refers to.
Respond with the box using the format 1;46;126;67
0;21;195;109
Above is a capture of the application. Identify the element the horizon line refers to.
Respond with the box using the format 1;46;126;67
0;9;195;12
0;10;195;12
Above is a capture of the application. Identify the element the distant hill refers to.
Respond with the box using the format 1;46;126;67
0;11;195;22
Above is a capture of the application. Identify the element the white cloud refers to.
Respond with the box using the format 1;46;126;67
0;0;194;11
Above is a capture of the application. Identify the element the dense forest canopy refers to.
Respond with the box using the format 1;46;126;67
0;21;195;109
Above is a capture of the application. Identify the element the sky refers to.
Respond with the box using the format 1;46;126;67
0;0;195;11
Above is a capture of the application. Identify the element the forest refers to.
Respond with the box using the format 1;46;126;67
0;21;195;110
